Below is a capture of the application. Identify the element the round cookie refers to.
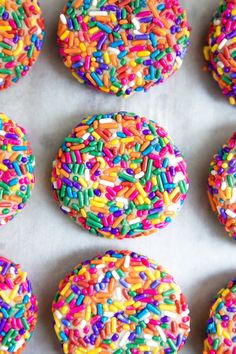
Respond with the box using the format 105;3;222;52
0;0;45;91
208;131;236;239
52;250;190;354
57;0;190;97
204;0;236;106
203;278;236;353
0;256;38;353
0;113;35;226
51;112;189;239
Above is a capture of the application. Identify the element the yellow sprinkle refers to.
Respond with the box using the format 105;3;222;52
134;266;146;271
159;304;176;312
0;26;11;31
61;283;71;296
72;72;84;83
13;40;23;56
89;26;99;34
63;343;69;354
84;15;89;23
222;330;230;339
137;195;145;205
85;305;91;321
226;187;232;199
152;176;157;186
140;346;150;351
0;291;10;304
81;208;87;218
111;317;117;333
163;191;171;205
137;51;151;57
217;323;222;336
121;137;134;143
135;182;147;197
10;285;19;300
104;52;110;64
145;269;155;281
110;85;119;93
229;96;236;105
90;200;105;207
92;132;101;140
131;283;142;291
60;30;69;40
0;163;7;171
88;349;102;354
133;301;142;309
110;13;117;22
80;43;86;52
111;139;119;145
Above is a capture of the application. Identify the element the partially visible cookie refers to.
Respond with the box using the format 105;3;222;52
0;256;38;353
208;131;236;239
204;278;236;353
204;0;236;105
52;250;190;354
0;113;35;226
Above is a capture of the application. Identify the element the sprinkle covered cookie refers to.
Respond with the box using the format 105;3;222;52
51;112;189;239
0;113;35;226
52;250;190;354
204;0;236;105
208;131;236;239
0;0;45;91
57;0;190;97
0;256;38;353
204;278;236;353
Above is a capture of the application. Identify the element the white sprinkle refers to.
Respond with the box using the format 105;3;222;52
100;180;115;187
14;340;24;352
129;217;141;225
112;270;120;280
157;326;167;342
162;311;178;319
221;181;227;191
85;169;90;181
217;61;224;69
60;14;67;25
144;334;152;339
124;255;130;269
218;38;227;50
89;10;108;16
176;56;183;68
37;28;42;35
10;267;15;275
132;18;140;30
104;311;115;317
82;132;90;140
147;340;159;347
96;264;106;269
0;346;8;351
53;182;57;189
226;209;236;218
61;206;71;212
0;130;6;136
167;204;179;212
133;29;142;35
116;287;123;300
119;332;130;347
80;320;86;329
99;118;115;124
55;310;63;320
214;19;221;26
92;0;97;6
135;172;144;179
108;47;120;55
116;197;128;205
98;274;104;283
130;81;135;87
211;170;217;175
230;188;236;203
136;71;142;78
